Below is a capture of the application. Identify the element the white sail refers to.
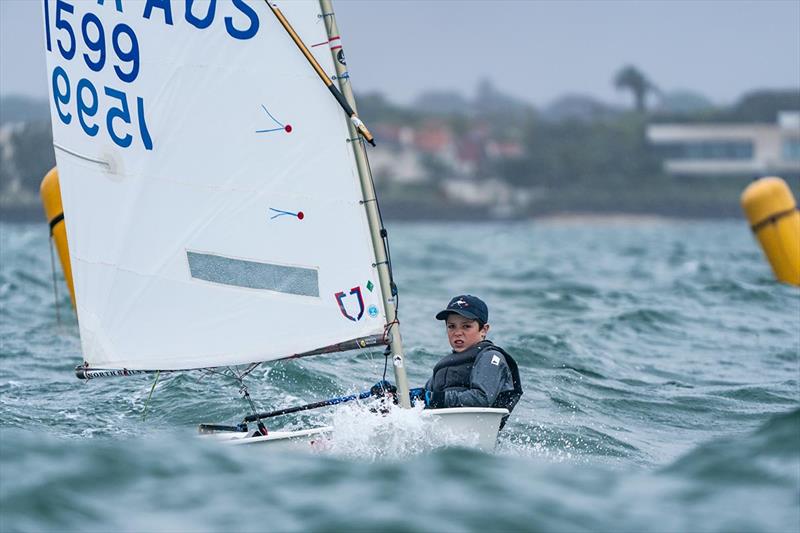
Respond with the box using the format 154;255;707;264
43;0;387;370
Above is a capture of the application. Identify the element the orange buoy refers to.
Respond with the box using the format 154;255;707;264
39;167;76;307
740;176;800;286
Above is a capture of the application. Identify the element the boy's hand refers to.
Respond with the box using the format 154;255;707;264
424;390;445;408
370;380;396;397
409;388;426;405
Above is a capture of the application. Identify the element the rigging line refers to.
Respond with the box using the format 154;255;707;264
362;146;400;313
199;366;238;380
142;370;161;422
203;364;267;434
382;319;400;344
47;235;62;326
240;381;268;435
202;366;238;382
240;362;262;380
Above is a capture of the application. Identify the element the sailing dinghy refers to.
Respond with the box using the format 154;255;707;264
43;0;508;451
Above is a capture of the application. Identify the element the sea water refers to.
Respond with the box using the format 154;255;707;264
1;219;798;532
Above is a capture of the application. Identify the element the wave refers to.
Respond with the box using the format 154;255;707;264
2;409;797;533
663;407;800;485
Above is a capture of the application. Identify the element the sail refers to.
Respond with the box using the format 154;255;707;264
43;0;387;370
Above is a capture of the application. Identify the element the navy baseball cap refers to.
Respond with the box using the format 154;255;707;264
435;295;488;323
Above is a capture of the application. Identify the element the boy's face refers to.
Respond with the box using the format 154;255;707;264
446;314;489;352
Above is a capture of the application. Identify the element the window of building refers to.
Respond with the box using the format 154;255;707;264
658;141;754;160
783;138;800;161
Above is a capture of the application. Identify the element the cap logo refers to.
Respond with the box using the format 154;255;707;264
452;298;468;308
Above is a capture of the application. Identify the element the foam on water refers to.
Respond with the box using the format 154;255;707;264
324;400;482;460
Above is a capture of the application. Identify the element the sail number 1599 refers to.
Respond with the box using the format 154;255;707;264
52;67;153;151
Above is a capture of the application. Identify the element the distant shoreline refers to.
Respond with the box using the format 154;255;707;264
535;213;671;224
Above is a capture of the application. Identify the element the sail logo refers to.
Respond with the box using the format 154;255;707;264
335;287;364;321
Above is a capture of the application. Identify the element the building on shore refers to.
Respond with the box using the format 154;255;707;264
646;111;800;177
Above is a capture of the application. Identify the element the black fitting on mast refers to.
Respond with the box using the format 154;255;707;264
382;344;392;383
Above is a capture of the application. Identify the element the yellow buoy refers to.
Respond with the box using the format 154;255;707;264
39;167;76;308
740;176;800;286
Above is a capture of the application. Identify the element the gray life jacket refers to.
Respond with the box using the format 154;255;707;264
429;339;523;415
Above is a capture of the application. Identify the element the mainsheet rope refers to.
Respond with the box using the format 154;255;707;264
142;370;160;421
47;235;61;326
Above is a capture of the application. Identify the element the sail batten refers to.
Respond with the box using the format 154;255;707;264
45;1;387;372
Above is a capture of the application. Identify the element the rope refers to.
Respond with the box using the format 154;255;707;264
142;370;160;421
362;147;399;312
239;362;262;380
383;319;400;344
47;236;62;326
240;382;268;436
203;365;268;435
750;206;799;233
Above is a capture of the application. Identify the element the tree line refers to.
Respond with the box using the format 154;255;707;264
1;65;798;220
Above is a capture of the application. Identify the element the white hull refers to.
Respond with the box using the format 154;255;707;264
419;407;508;451
203;407;508;453
204;426;334;453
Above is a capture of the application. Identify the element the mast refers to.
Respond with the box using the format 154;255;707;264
319;0;411;408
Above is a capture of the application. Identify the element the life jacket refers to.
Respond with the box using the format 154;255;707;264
429;340;523;420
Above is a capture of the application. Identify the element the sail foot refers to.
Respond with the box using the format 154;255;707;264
74;334;388;380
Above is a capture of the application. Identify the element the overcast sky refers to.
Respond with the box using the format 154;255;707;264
2;0;798;108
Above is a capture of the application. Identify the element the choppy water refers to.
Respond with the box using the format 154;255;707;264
1;219;798;533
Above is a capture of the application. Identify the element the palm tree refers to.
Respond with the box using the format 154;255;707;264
614;65;659;113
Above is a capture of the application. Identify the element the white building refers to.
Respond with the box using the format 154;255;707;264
646;111;800;176
367;144;427;184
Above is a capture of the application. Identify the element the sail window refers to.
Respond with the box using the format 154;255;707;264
187;251;318;297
